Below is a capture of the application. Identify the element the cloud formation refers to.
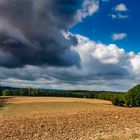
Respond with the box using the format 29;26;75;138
0;0;86;68
77;0;99;20
110;3;129;19
115;3;128;12
112;33;127;40
0;34;140;91
0;0;139;91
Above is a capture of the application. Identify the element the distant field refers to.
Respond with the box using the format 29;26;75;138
0;97;140;140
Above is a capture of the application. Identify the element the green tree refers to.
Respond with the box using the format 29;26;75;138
112;94;125;106
125;85;140;107
2;89;10;96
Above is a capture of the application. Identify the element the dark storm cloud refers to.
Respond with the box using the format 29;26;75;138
0;0;82;68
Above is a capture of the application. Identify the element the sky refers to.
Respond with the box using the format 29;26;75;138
70;0;140;53
0;0;139;91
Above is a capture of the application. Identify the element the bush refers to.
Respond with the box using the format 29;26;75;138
125;85;140;107
97;92;116;101
111;85;140;107
112;94;125;106
2;89;10;96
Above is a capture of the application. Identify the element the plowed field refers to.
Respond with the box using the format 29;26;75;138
0;97;140;140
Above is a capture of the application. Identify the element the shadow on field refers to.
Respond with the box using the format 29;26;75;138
0;97;13;109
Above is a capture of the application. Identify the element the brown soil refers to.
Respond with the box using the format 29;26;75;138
0;97;140;140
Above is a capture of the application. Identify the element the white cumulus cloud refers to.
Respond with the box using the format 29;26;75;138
112;33;127;40
77;0;99;21
110;3;129;19
115;3;128;12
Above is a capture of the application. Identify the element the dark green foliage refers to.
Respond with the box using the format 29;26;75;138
2;89;10;96
111;85;140;107
96;92;117;101
125;85;140;107
0;86;121;100
0;90;2;96
111;94;125;106
0;87;98;98
1;85;140;108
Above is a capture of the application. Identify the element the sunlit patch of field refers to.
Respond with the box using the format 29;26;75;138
0;97;140;140
3;96;112;105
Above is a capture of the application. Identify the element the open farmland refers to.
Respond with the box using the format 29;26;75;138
0;97;140;140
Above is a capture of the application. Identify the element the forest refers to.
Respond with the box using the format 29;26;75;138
0;85;140;107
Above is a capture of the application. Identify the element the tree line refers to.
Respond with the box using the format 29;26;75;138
0;88;100;98
96;85;140;107
0;85;140;107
